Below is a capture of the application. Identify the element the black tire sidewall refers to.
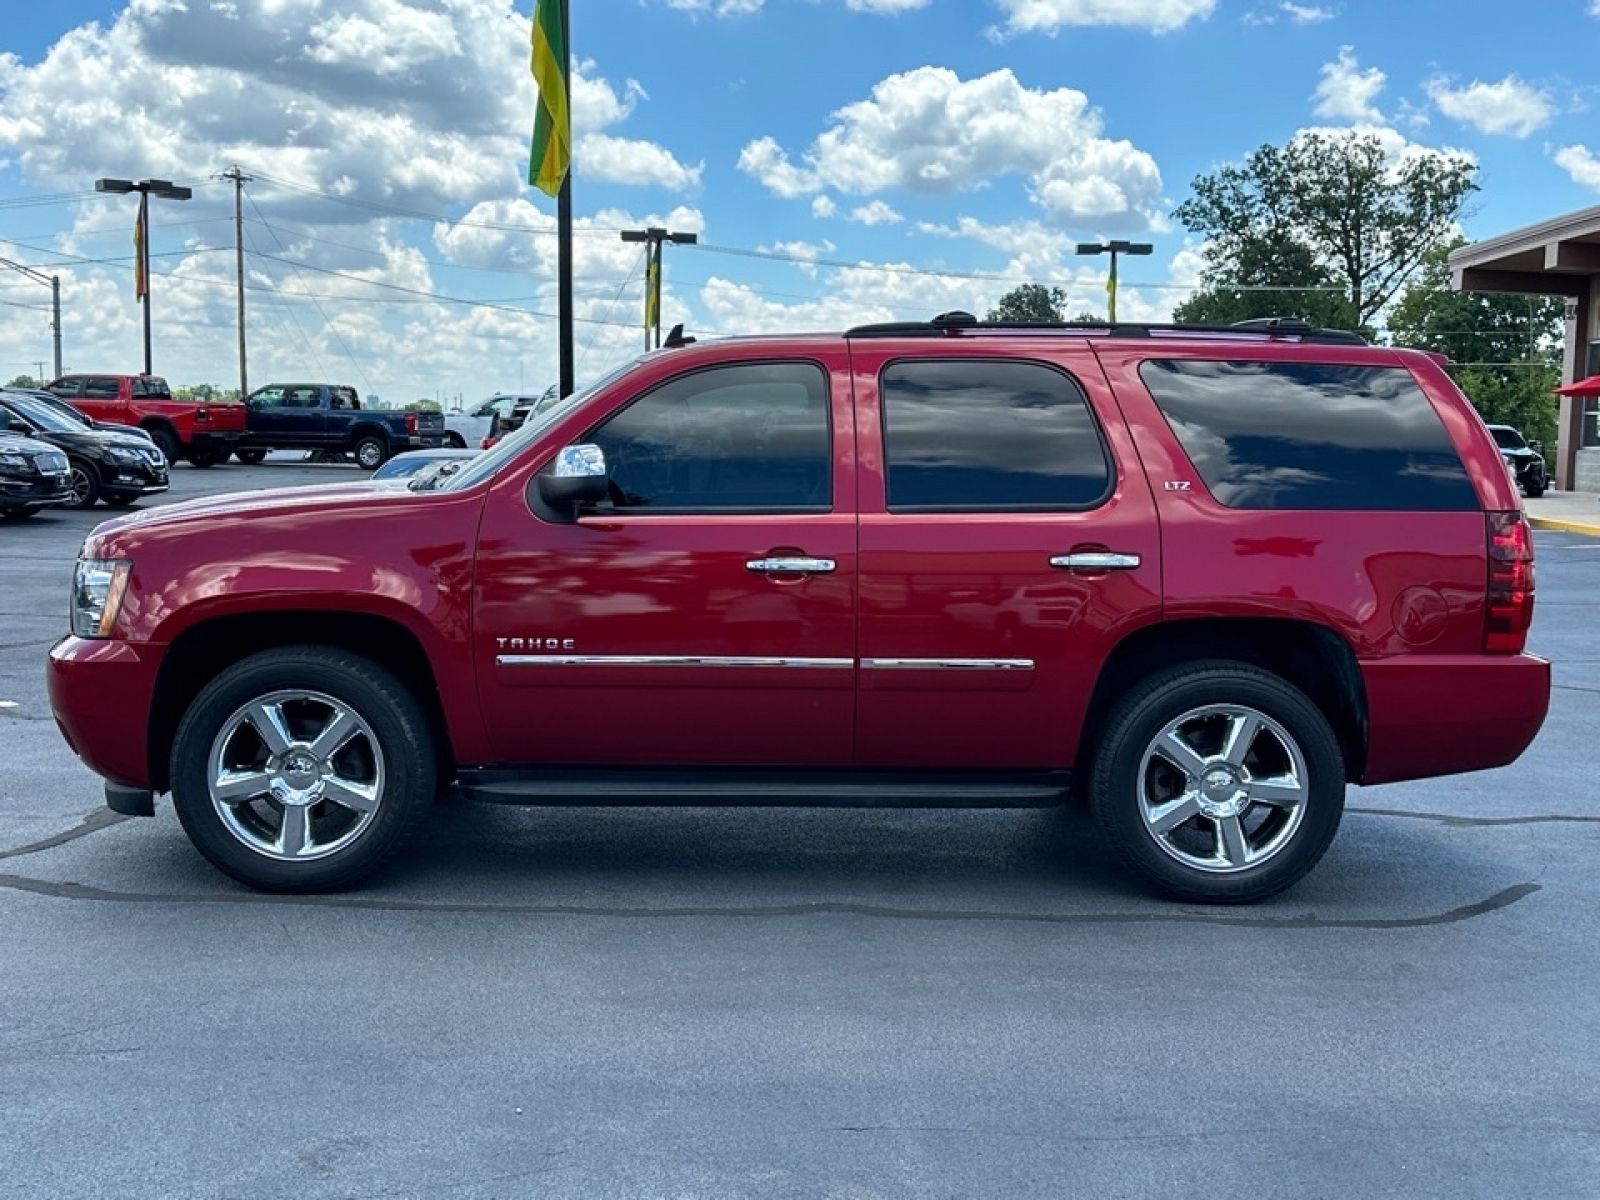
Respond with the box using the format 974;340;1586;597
1089;663;1345;904
149;428;181;465
354;436;387;469
64;457;100;509
170;648;436;892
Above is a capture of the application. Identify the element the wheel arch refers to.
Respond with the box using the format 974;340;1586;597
1079;618;1367;784
148;610;457;793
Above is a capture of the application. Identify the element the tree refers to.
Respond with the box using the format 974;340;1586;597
987;283;1071;323
1174;237;1357;329
1387;240;1563;446
6;374;40;389
1175;131;1478;328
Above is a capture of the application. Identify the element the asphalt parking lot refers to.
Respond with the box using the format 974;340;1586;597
3;457;1598;1199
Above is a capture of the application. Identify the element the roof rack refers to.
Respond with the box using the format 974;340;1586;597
844;313;1367;346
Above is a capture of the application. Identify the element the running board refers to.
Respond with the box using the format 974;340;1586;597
457;768;1072;809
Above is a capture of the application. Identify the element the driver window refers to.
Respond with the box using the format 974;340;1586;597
585;361;831;511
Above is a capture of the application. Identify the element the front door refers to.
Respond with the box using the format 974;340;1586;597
473;357;858;767
848;340;1163;770
248;385;326;442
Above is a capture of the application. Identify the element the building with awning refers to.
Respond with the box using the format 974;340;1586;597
1449;205;1600;492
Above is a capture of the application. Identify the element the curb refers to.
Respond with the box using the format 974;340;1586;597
1528;515;1600;537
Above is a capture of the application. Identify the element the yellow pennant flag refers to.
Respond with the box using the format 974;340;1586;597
528;0;569;197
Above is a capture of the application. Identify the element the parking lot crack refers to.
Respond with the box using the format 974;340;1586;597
0;873;1540;929
0;809;129;861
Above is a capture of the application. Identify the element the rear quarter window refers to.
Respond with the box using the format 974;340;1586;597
1139;359;1477;511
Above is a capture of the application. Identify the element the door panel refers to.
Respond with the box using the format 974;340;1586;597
849;340;1163;770
473;356;859;767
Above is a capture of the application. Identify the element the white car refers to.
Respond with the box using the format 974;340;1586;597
442;392;548;449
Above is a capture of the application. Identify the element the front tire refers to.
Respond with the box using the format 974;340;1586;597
187;445;222;468
1087;661;1345;905
234;448;268;465
62;458;101;509
169;648;437;892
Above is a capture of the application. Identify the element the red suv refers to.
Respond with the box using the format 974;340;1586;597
47;315;1550;902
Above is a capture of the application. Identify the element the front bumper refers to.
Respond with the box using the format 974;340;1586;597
47;635;163;790
0;471;72;508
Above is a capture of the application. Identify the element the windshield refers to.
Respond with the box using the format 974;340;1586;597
427;359;644;492
1489;426;1527;451
2;394;78;434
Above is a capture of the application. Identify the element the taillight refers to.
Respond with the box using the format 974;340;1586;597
405;412;419;436
1485;510;1535;653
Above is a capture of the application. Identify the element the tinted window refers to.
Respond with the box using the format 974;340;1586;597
47;378;82;399
1140;360;1477;512
1488;426;1525;451
586;361;831;511
880;359;1111;510
132;377;170;398
84;377;119;400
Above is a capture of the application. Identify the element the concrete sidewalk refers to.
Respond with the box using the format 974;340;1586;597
1525;488;1600;536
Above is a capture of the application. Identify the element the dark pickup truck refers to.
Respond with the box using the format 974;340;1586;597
234;383;446;468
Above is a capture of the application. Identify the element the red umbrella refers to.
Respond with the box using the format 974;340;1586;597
1555;375;1600;396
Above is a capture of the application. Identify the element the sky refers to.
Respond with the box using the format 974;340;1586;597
1;0;1597;406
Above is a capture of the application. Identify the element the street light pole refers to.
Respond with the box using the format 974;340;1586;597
0;254;63;379
96;177;193;375
1076;239;1153;324
620;227;698;349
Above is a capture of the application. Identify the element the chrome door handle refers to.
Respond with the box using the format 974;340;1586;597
746;557;837;575
1050;552;1141;572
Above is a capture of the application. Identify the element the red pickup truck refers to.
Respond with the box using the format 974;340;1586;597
47;315;1550;903
44;373;245;467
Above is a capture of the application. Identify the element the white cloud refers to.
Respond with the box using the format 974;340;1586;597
992;0;1216;35
1282;2;1333;22
1555;145;1600;191
738;67;1164;228
1426;76;1554;139
849;200;903;225
1313;46;1385;124
811;195;839;218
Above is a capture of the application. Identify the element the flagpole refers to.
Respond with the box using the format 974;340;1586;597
556;0;573;399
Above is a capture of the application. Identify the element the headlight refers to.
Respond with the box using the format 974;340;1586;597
0;452;26;469
71;559;133;639
105;447;143;465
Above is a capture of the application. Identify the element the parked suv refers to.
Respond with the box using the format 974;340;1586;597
47;315;1550;903
1486;424;1547;498
0;390;169;509
0;423;72;518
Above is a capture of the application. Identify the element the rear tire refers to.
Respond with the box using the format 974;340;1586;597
354;434;389;470
169;647;438;893
149;427;181;466
187;446;221;468
1087;661;1345;905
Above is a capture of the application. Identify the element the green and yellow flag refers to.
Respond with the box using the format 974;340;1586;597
528;0;569;197
644;250;659;332
1105;254;1117;323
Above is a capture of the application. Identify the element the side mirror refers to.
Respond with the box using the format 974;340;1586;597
538;443;609;510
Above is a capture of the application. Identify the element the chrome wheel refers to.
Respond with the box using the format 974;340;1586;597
206;688;386;862
64;461;99;508
1136;703;1309;874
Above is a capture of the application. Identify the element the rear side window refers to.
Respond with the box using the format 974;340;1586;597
1139;359;1477;511
132;377;171;398
880;359;1112;510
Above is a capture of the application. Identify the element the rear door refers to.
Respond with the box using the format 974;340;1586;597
250;385;326;443
848;337;1163;770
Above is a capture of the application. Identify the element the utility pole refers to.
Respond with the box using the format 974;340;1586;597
95;177;192;375
620;227;698;349
0;254;63;379
220;166;253;400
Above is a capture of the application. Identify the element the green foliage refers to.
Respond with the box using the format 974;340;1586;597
1175;131;1478;327
1174;238;1358;329
987;284;1071;323
408;399;443;413
6;375;41;389
1387;240;1563;447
